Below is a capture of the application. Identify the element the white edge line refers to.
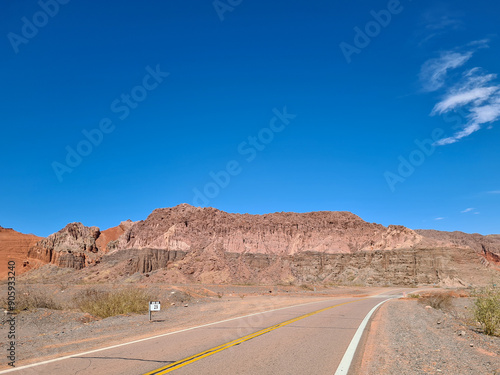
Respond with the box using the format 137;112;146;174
334;298;393;375
0;296;352;374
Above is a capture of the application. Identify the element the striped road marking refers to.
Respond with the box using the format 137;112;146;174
143;299;364;375
334;298;392;374
0;298;344;374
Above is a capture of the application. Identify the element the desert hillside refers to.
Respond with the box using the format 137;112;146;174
109;204;429;254
416;229;500;265
14;205;500;286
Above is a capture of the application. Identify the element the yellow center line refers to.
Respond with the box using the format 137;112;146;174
143;299;364;375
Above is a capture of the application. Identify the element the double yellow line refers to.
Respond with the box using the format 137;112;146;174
144;299;361;374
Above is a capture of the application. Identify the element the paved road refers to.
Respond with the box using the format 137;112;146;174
8;290;405;375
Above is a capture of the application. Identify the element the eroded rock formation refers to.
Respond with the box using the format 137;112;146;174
416;230;500;265
111;204;430;255
27;223;101;269
16;204;500;286
95;220;135;253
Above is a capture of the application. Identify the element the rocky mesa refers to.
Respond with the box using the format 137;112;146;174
16;204;500;286
109;204;433;254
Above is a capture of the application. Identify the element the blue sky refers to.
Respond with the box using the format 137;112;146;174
1;0;500;237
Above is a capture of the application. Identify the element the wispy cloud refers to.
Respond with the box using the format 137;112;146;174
419;51;472;92
434;217;445;221
467;39;490;49
417;7;464;46
420;40;500;145
434;69;500;145
431;72;499;114
425;15;462;31
487;190;500;194
461;207;475;213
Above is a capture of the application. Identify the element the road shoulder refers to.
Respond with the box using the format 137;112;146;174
355;297;500;374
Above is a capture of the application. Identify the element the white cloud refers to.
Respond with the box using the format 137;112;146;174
487;190;500;194
432;86;499;115
461;208;475;213
419;51;473;92
467;39;490;49
435;122;481;145
421;48;500;146
434;217;445;221
474;212;480;215
432;70;499;114
470;97;500;123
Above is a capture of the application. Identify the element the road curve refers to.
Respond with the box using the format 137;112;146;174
6;290;404;375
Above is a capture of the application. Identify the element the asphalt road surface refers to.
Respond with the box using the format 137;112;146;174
6;290;406;375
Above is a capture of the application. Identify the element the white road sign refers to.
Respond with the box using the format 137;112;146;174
149;301;161;311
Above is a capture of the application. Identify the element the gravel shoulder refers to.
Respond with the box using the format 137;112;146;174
358;296;500;375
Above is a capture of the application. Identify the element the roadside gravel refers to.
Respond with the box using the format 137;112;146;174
359;297;500;375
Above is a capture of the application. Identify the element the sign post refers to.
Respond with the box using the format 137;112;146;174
149;301;160;321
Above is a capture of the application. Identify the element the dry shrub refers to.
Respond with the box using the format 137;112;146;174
74;288;155;319
300;284;314;291
407;293;421;299
473;285;500;336
418;292;453;310
1;289;61;312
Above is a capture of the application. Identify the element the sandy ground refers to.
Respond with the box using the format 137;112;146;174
358;296;500;375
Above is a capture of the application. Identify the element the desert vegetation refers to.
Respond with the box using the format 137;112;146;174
416;291;454;310
1;286;158;319
1;288;62;312
73;288;156;319
473;284;500;336
300;284;314;291
409;287;500;337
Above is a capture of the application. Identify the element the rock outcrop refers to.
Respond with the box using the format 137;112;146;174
27;223;101;269
103;248;187;274
95;220;135;253
416;230;500;266
71;204;496;286
111;204;428;255
16;204;500;286
83;244;494;287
